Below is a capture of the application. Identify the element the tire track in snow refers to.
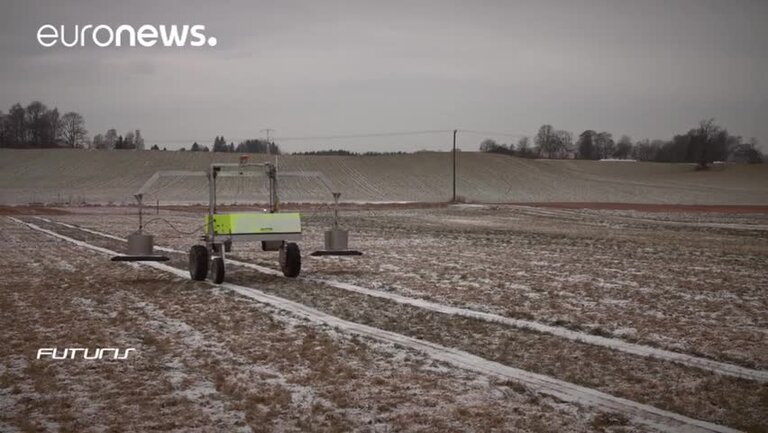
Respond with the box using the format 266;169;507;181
10;216;742;433
34;216;768;384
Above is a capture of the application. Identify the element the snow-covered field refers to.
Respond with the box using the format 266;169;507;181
2;203;766;432
1;149;767;205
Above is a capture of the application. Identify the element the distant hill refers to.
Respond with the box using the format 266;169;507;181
0;149;766;205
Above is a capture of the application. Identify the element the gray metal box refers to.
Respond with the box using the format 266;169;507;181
127;232;154;256
324;229;349;251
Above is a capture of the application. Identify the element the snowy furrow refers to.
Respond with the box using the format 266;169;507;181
508;205;768;231
36;216;768;384
10;216;742;433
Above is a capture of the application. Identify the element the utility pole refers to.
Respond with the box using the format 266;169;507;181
261;128;278;170
260;128;274;156
452;129;457;203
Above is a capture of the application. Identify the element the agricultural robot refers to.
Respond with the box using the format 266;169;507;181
111;157;361;283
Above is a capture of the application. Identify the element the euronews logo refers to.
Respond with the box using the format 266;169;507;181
37;24;218;48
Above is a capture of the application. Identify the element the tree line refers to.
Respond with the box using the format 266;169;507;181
178;137;281;154
0;102;282;155
480;119;763;167
0;100;148;150
92;128;145;150
0;101;88;148
3;101;762;166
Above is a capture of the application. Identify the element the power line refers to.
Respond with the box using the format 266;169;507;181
275;129;453;141
459;129;529;138
148;128;529;144
150;130;452;144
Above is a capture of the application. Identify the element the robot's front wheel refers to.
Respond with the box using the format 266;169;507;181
279;242;301;278
189;245;209;281
211;257;225;284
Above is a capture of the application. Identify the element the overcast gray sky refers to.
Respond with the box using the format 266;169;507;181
1;0;766;152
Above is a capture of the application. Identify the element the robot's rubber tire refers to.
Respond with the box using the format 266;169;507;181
211;257;225;284
189;245;209;281
280;242;301;278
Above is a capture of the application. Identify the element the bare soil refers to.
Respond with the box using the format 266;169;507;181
6;203;767;432
1;217;637;432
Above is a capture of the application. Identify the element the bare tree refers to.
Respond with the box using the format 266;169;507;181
0;110;5;147
7;104;26;147
577;130;597;159
554;130;573;158
60;112;88;148
595;132;615;159
535;124;556;158
123;131;135;149
104;129;118;150
25;101;49;147
134;129;144;150
614;135;633;159
744;138;764;163
91;133;105;149
45;108;61;146
516;136;531;156
689;118;727;169
632;139;661;161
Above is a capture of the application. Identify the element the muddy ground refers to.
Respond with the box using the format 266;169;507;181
2;203;767;432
